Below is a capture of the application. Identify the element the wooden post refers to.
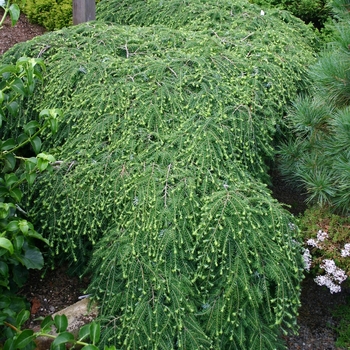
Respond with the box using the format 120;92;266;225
73;0;96;25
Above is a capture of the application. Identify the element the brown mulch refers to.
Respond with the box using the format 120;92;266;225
18;265;90;329
0;8;46;56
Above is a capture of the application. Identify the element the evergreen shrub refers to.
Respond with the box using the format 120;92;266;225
20;0;99;30
248;0;330;29
22;0;73;30
0;0;318;347
278;6;350;213
96;0;318;41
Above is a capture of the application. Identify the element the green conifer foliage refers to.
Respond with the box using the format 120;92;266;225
278;4;350;213
0;0;317;347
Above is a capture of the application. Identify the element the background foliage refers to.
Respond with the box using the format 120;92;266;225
278;0;350;213
249;0;330;28
23;0;73;30
13;0;100;30
0;57;60;344
0;0;319;348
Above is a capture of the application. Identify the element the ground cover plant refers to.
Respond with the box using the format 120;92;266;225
0;0;319;348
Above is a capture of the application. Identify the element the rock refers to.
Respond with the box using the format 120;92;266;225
34;298;98;350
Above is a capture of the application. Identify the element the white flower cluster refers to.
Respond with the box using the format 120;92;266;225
302;248;312;271
306;230;328;248
314;259;347;293
305;230;350;293
341;243;350;258
316;230;328;242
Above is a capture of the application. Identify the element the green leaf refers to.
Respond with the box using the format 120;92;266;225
17;133;27;144
0;90;5;104
0;185;8;197
40;315;54;333
0;237;14;254
26;230;49;245
24;121;40;136
81;346;99;350
25;157;37;172
37;152;55;162
0;202;15;219
6;220;19;232
30;136;42;154
4;173;19;187
89;321;100;344
19;243;44;269
3;153;16;172
51;331;75;346
18;220;29;234
12;264;29;287
0;295;10;309
0;64;18;75
13;235;24;251
9;4;20;26
7;101;19;117
36;158;49;172
11;78;26;97
0;278;9;287
26;172;37;186
9;187;23;202
36;153;55;171
78;323;90;341
0;261;9;277
3;337;16;350
16;309;30;327
54;314;68;333
49;118;59;134
1;138;16;151
39;109;61;134
14;329;34;349
0;312;9;324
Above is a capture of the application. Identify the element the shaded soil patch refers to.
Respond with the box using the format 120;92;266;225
18;265;90;329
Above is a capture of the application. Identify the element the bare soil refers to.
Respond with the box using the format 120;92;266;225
0;8;46;55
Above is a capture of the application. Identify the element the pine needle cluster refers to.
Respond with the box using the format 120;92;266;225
278;3;350;213
0;0;318;348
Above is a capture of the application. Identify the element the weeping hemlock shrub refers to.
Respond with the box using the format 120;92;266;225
0;0;317;348
248;0;330;29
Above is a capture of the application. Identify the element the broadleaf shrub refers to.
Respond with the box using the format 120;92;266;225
0;57;60;344
1;0;318;348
